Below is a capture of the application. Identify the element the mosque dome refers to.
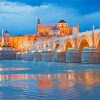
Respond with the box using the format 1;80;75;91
5;30;9;33
58;20;67;23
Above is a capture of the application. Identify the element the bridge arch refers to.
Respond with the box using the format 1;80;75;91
53;42;60;50
97;39;100;50
96;34;100;50
63;39;75;51
43;44;48;49
65;41;73;50
78;36;91;50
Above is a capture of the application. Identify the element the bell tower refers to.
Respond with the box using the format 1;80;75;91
37;17;40;25
37;17;41;34
4;30;9;45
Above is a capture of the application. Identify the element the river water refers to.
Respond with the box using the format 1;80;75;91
0;60;100;100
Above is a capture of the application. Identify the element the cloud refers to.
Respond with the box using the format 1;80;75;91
5;0;100;15
0;0;100;35
1;1;72;34
0;1;34;14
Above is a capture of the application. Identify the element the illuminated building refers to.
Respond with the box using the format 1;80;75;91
0;30;9;46
9;34;37;51
37;18;79;36
0;18;79;52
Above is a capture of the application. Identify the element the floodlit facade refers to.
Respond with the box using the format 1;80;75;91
37;18;79;36
0;19;79;52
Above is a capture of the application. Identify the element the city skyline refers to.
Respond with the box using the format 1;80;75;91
0;0;100;35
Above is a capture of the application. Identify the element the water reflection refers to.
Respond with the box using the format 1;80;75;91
0;70;100;100
0;68;28;71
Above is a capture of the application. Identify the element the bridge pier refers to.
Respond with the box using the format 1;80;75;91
42;51;54;62
66;48;81;63
16;53;23;60
82;48;100;64
0;51;16;60
34;52;42;61
53;51;66;62
22;52;34;61
98;51;100;63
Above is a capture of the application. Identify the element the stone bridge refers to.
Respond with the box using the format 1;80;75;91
20;28;100;64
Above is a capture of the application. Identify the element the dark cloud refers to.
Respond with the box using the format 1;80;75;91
6;0;100;14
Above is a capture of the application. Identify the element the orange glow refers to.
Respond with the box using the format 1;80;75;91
37;20;74;36
38;80;52;88
8;34;37;52
65;41;72;50
54;43;59;50
79;39;89;50
37;28;51;36
97;39;100;50
0;71;100;90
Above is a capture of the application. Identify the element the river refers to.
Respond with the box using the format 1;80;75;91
0;60;100;100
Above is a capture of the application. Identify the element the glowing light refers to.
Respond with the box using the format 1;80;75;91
67;48;71;50
57;49;61;52
0;47;3;50
16;52;21;54
32;51;34;53
48;49;51;51
83;46;88;48
38;50;42;52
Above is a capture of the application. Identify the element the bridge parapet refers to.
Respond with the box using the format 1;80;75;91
32;29;100;53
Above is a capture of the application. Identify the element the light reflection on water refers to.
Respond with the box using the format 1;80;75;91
0;61;100;100
0;68;28;71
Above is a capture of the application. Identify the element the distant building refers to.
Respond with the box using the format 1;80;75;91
0;30;9;46
9;34;37;52
3;30;9;45
37;18;79;36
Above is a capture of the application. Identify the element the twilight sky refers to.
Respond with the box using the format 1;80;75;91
0;0;100;35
